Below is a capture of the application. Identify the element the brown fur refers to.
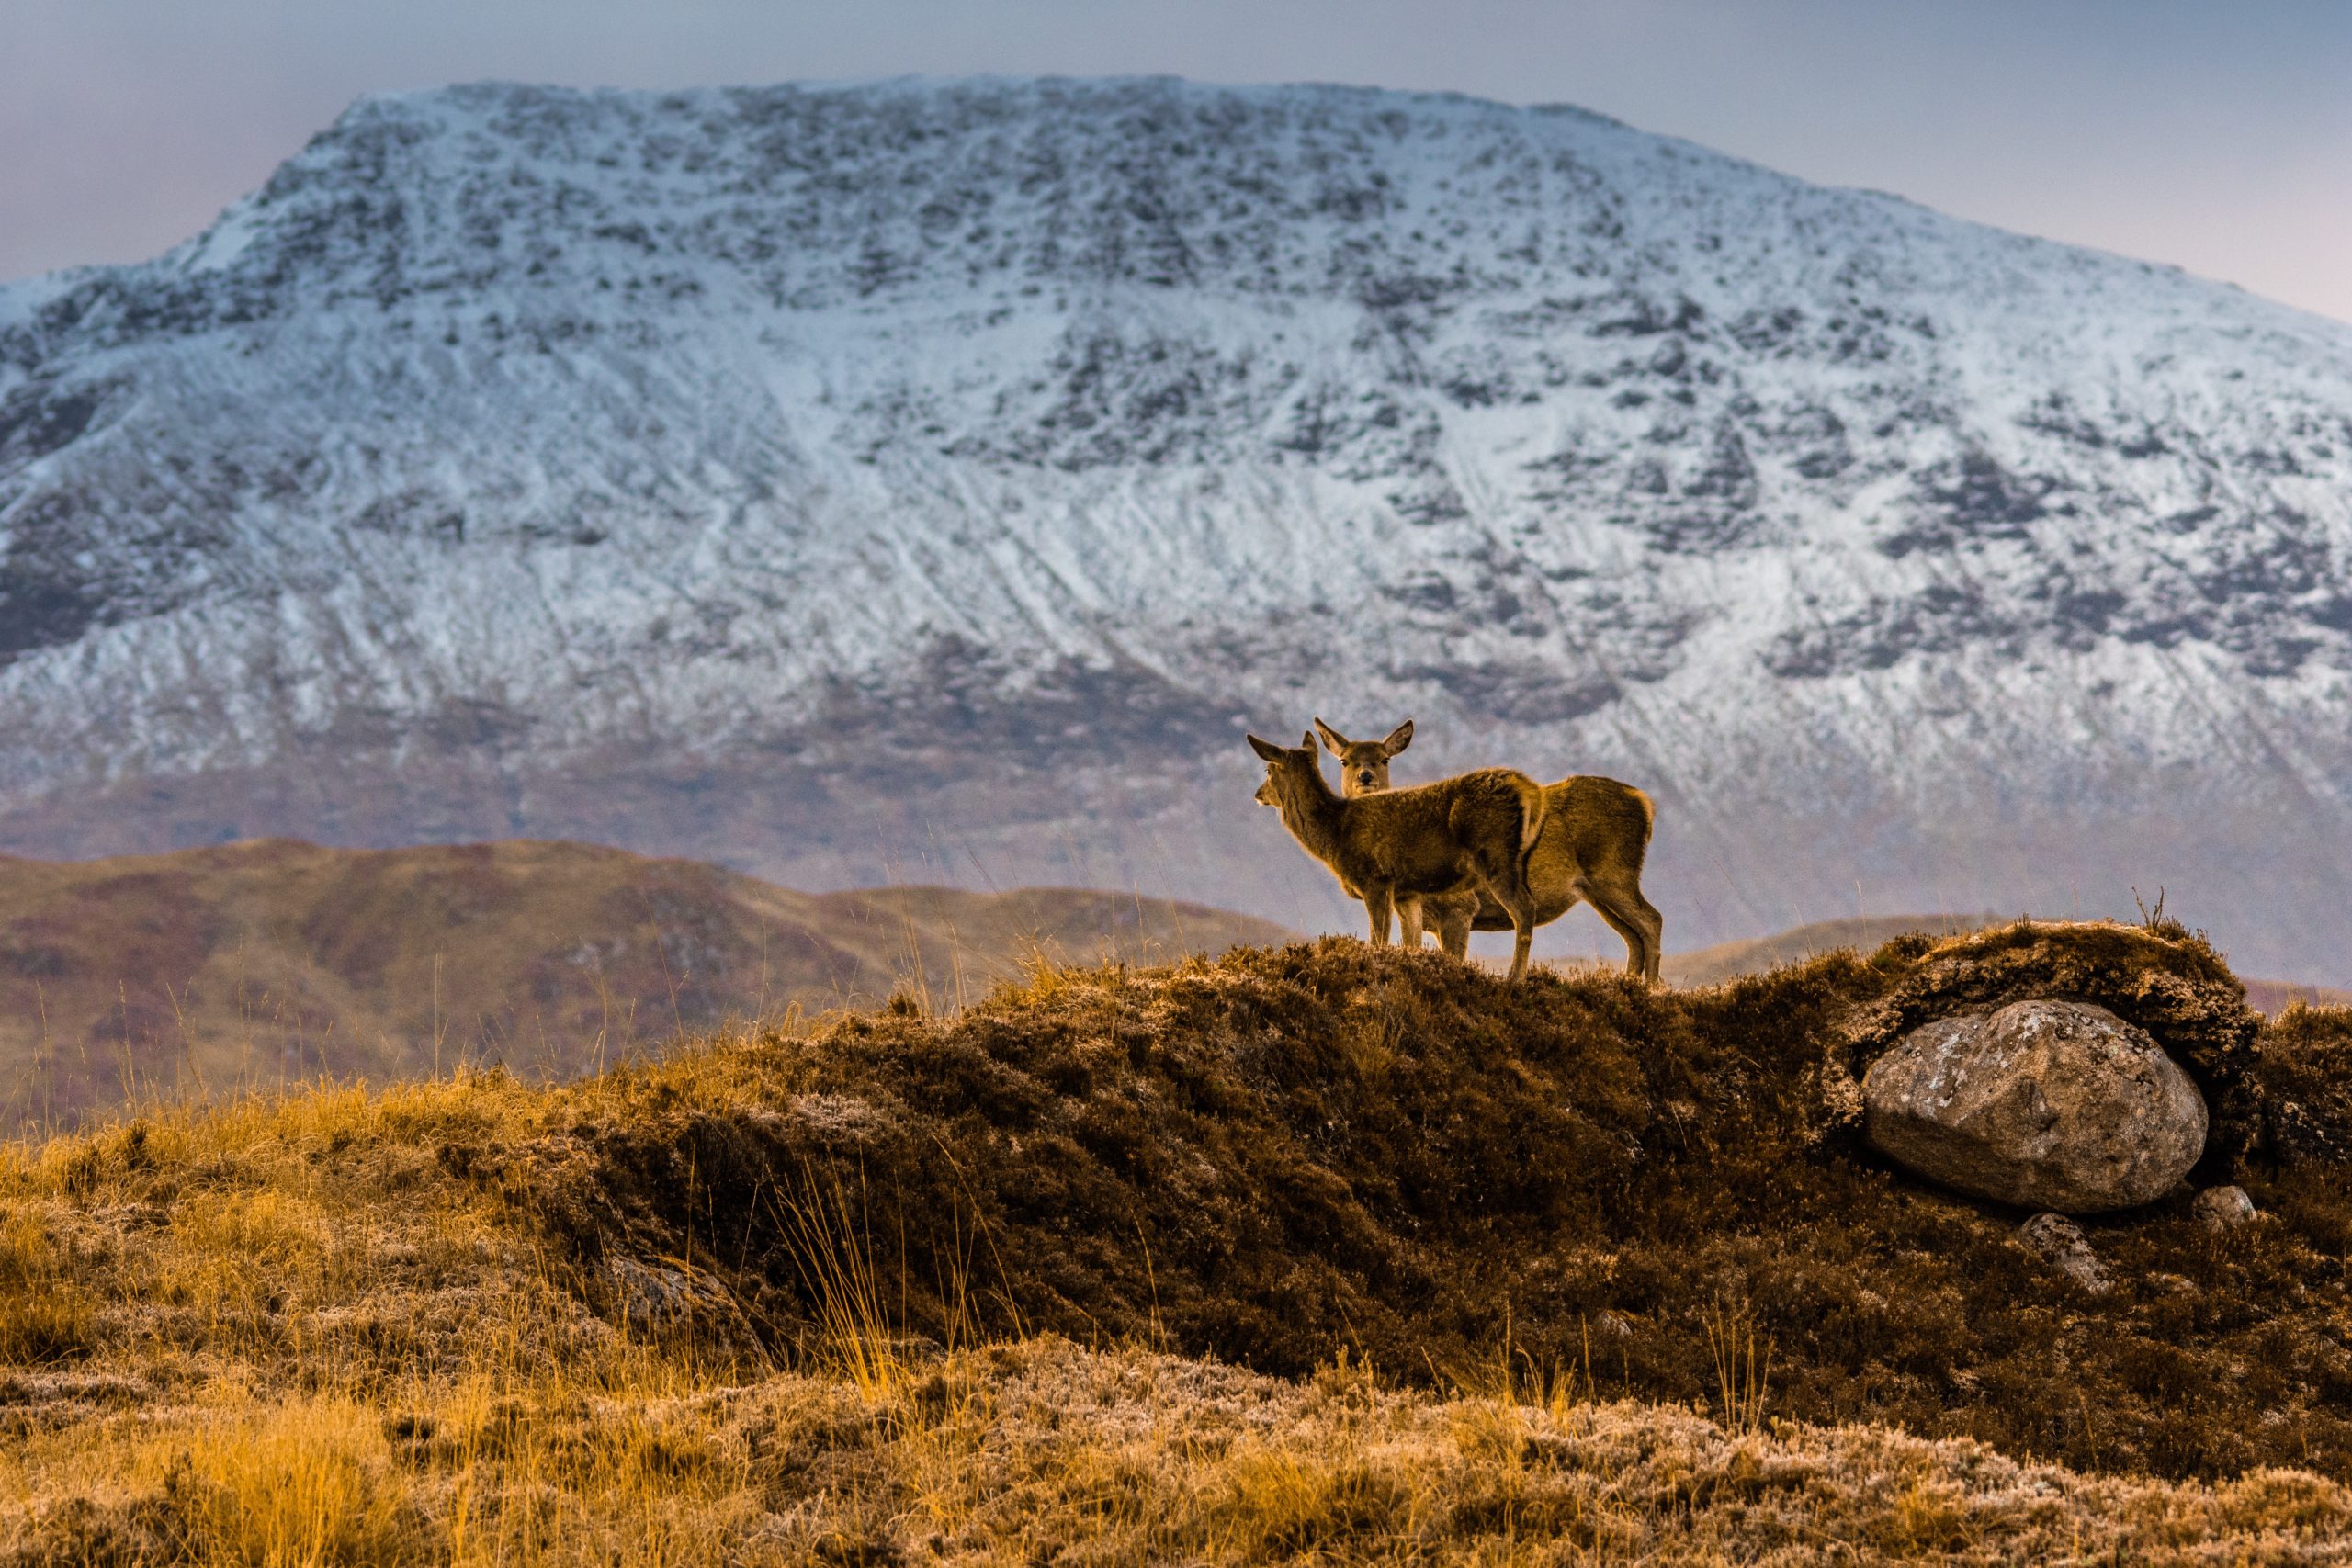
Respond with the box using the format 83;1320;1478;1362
1313;717;1664;983
1248;730;1547;981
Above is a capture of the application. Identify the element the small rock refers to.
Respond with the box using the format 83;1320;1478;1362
1862;999;2207;1213
2018;1212;2109;1294
2191;1184;2257;1232
607;1255;734;1333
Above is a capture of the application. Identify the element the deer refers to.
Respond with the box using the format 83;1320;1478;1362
1246;730;1548;981
1312;718;1664;984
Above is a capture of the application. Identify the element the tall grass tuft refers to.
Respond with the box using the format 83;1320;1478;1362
144;1398;410;1566
1702;1299;1772;1436
767;1165;910;1401
0;1207;95;1364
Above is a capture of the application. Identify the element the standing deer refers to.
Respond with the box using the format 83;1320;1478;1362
1246;731;1548;981
1312;717;1664;984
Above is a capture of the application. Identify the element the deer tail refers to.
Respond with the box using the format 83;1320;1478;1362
1517;773;1547;865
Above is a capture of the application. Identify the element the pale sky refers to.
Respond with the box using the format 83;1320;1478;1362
4;0;2348;322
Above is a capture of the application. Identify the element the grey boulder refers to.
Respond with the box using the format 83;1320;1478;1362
1863;999;2207;1213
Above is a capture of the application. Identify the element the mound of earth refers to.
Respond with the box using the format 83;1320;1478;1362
461;918;2352;1483
0;838;1294;1130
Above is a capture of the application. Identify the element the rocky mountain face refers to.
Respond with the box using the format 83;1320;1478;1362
3;77;2349;974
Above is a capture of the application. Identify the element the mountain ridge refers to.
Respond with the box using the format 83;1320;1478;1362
3;75;2348;973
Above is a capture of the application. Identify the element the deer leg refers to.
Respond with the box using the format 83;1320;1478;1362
1631;890;1664;985
1363;885;1395;948
1480;872;1539;983
1434;900;1472;960
1396;897;1426;950
1501;893;1536;982
1576;879;1647;979
1577;877;1667;986
1468;853;1542;982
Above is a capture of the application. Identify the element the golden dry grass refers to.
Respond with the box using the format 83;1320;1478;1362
3;929;2350;1562
9;1306;2352;1564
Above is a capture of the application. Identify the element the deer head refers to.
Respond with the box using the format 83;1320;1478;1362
1247;730;1323;807
1312;718;1415;797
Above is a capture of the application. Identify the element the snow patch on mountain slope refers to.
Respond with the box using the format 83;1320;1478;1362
2;77;2349;971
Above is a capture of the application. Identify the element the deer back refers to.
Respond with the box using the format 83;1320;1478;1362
1525;775;1648;883
1334;767;1543;896
1483;774;1654;927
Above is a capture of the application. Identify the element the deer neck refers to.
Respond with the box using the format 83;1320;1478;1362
1277;773;1351;867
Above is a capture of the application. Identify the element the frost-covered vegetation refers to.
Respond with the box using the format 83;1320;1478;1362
6;923;2352;1562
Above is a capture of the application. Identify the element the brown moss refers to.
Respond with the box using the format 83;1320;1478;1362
1840;917;2262;1089
2248;1003;2352;1168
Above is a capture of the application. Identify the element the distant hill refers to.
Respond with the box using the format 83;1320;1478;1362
0;838;1294;1128
1664;911;2348;1016
1664;913;2009;987
2241;977;2352;1015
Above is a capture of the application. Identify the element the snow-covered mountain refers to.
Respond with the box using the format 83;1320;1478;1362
5;77;2350;975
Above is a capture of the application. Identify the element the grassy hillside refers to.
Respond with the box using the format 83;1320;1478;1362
0;839;1294;1132
6;920;2352;1561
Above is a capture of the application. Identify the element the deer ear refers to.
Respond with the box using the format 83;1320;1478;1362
1382;719;1415;757
1299;729;1317;752
1246;733;1285;763
1312;718;1349;755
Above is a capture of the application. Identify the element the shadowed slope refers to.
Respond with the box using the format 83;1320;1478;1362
482;918;2352;1483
